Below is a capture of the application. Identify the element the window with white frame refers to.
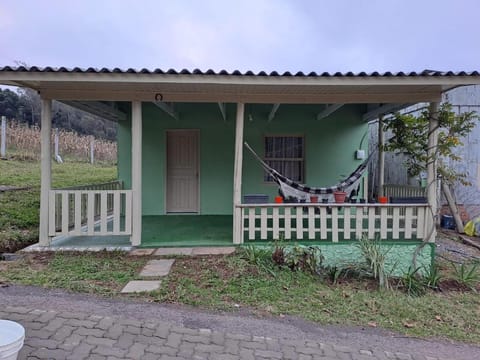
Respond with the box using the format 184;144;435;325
264;136;304;182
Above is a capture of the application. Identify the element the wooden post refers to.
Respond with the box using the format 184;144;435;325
54;128;59;159
131;101;142;246
377;115;385;198
90;136;95;164
39;99;52;246
233;103;245;244
0;116;6;158
426;101;440;242
0;116;7;159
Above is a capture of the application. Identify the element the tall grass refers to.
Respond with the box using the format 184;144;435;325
4;122;117;163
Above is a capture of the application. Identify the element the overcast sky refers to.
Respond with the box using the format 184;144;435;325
0;0;478;73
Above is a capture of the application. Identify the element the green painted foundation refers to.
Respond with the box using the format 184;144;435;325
246;241;434;276
314;241;434;276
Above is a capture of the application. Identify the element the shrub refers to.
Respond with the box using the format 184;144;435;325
357;235;393;289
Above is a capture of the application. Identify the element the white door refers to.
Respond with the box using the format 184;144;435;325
166;130;199;213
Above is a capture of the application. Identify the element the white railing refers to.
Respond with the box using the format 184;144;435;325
238;203;431;242
55;181;124;228
48;190;132;236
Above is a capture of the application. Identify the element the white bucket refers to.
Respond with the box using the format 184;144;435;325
0;320;25;360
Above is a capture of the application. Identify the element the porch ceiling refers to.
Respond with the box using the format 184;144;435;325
1;67;479;104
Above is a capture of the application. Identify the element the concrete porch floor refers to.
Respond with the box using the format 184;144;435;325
45;215;233;249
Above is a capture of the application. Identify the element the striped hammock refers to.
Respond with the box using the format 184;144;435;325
244;142;372;201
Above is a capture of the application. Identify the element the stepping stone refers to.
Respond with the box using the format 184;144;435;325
129;248;155;256
192;247;236;256
140;259;175;277
121;280;161;293
154;247;194;256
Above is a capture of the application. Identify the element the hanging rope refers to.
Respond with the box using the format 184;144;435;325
244;142;374;200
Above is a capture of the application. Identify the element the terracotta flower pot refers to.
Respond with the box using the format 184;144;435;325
333;191;347;203
378;196;388;204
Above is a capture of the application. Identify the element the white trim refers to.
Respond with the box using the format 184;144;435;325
36;88;445;104
1;71;479;86
152;101;179;120
268;104;280;122
131;101;142;246
316;104;344;120
218;102;227;122
39;98;52;246
233;103;245;244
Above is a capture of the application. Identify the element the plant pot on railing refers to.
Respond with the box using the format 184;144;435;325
333;190;347;203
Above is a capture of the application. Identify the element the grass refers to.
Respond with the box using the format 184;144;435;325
0;159;117;252
152;254;480;343
0;252;146;296
1;250;480;343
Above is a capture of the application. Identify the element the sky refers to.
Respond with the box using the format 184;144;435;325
0;0;478;73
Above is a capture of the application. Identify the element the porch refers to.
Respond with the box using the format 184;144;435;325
49;215;233;248
2;67;478;249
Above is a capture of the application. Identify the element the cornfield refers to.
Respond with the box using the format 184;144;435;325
3;122;117;163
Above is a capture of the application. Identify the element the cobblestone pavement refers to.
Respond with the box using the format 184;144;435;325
1;286;479;360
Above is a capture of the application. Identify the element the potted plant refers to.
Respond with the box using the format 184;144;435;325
333;189;347;203
333;175;347;203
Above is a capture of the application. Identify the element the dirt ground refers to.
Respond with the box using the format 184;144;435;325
436;229;480;263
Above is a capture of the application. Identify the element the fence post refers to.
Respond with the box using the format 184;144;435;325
90;136;95;164
0;116;6;158
54;128;59;159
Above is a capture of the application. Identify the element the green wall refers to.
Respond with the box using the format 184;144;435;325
117;103;368;215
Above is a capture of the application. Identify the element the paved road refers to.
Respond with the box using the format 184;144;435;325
0;285;479;360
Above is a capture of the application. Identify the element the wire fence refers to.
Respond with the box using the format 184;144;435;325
0;119;117;164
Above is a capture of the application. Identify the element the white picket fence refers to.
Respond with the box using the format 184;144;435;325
238;203;431;242
48;189;132;236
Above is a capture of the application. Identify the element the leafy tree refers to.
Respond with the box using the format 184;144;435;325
0;88;20;119
16;87;41;126
383;103;478;185
0;86;118;141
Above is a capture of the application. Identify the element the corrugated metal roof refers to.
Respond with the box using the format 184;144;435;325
0;66;479;77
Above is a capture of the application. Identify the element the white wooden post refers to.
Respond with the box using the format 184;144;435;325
1;116;6;158
39;99;52;246
233;103;245;244
131;101;142;246
377;115;385;198
90;136;95;164
54;128;59;160
426;101;440;242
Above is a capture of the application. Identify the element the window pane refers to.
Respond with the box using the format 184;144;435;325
264;136;304;182
265;137;274;158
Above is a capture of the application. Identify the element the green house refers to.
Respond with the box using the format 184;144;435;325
1;67;479;269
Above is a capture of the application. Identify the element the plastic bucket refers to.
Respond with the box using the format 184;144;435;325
441;215;455;230
0;320;25;360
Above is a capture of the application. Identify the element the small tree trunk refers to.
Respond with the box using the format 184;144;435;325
441;182;464;233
